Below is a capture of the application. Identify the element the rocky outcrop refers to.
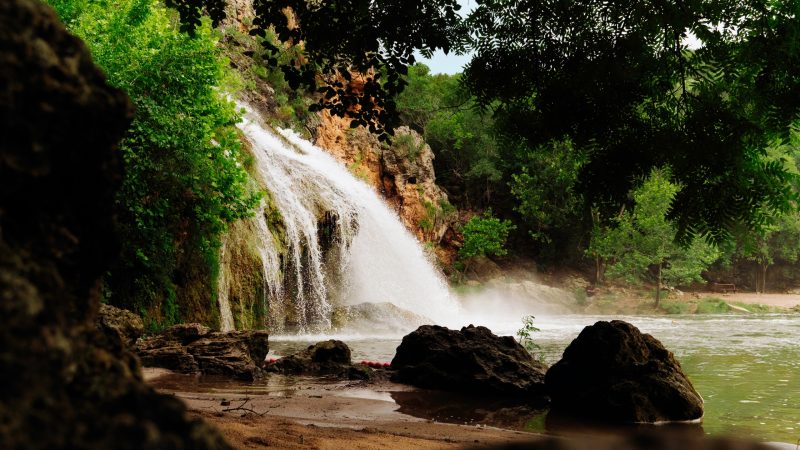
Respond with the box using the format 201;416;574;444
545;320;704;423
266;340;370;380
135;325;269;380
314;112;459;264
391;325;549;402
331;302;430;333
97;304;144;347
0;1;231;447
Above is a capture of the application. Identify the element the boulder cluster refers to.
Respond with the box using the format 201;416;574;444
134;323;269;380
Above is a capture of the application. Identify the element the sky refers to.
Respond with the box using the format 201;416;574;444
417;1;704;75
417;0;475;75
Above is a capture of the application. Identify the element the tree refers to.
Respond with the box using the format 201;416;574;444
48;0;259;326
738;212;800;293
457;211;515;275
396;64;502;209
509;138;586;258
592;169;720;305
166;0;464;139
460;0;800;243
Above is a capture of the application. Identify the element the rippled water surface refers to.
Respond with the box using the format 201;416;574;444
272;314;800;443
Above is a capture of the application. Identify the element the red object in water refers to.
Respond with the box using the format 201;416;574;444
383;362;390;368
360;360;368;365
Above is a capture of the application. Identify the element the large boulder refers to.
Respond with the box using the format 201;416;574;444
391;325;549;402
267;340;369;380
0;1;231;447
545;320;704;423
97;304;144;347
135;326;269;380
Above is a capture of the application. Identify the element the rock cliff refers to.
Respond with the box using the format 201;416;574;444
315;110;460;265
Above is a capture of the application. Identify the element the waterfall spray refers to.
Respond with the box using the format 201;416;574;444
222;104;459;332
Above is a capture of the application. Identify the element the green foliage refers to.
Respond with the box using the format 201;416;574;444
516;315;541;354
695;299;732;314
591;169;720;303
458;211;515;261
510;138;586;253
49;0;259;326
461;0;800;243
392;132;425;160
660;301;691;315
397;65;502;209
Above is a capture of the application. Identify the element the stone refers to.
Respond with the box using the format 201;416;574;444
267;340;369;380
0;1;231;447
164;323;211;345
135;327;269;380
331;302;430;333
97;303;144;347
391;325;549;402
187;333;260;380
545;320;704;423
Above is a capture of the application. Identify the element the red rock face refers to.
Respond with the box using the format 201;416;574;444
315;108;459;265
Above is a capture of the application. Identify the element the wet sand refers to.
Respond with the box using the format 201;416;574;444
146;369;541;449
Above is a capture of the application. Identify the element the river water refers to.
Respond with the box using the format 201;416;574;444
271;313;800;443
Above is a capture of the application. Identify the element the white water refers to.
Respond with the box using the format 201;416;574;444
230;105;458;332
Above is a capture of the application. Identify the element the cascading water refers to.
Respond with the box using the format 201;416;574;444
229;104;459;332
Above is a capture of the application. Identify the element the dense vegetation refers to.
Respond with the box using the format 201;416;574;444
395;63;800;294
43;0;800;331
47;0;259;328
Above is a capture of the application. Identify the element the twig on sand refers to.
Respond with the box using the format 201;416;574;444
221;397;266;416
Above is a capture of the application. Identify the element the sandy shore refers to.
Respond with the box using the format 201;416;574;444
147;369;540;449
698;292;800;308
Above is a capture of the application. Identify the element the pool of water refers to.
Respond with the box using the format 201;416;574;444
271;314;800;443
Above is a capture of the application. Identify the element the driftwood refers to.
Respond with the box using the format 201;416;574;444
221;398;266;416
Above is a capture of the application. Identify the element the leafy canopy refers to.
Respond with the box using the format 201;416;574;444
48;0;259;326
460;0;800;243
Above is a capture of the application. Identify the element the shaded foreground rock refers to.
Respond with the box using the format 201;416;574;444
545;320;704;423
97;303;144;347
391;325;549;402
267;340;370;380
136;325;269;380
0;1;231;447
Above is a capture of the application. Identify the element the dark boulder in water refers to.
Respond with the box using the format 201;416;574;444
266;340;370;380
545;320;704;423
135;325;270;380
391;325;549;403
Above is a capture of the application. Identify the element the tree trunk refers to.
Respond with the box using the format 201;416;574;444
761;264;768;293
655;264;662;306
595;256;603;284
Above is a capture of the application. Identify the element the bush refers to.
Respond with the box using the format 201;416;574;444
48;0;260;326
458;210;515;261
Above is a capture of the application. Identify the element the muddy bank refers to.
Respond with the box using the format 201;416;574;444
146;369;538;449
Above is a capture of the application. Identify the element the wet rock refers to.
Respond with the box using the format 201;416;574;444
545;320;704;423
331;302;430;333
165;323;211;345
138;344;200;373
0;1;231;447
135;326;269;380
391;325;549;402
267;340;369;380
97;304;144;347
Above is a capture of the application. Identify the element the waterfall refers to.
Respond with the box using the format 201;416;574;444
232;104;458;332
217;240;235;332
